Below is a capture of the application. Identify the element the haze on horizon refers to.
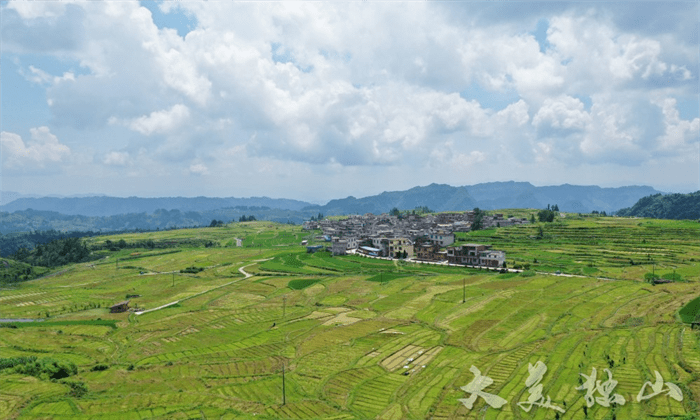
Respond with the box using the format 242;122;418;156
1;1;698;203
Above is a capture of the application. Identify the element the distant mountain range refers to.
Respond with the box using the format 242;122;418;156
0;196;312;216
303;182;663;215
616;192;700;219
0;182;672;233
0;182;664;218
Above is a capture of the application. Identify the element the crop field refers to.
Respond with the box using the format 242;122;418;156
0;216;698;419
456;215;700;281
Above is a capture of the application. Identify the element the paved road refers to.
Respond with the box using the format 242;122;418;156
351;250;610;279
134;258;269;316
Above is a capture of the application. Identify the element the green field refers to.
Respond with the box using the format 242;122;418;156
0;217;699;419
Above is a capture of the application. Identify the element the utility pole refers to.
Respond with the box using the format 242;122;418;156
462;277;466;303
282;364;286;405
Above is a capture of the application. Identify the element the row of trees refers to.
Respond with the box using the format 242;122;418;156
308;213;324;221
0;230;104;258
11;237;96;268
389;206;435;218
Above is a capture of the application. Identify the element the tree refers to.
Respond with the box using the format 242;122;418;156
552;204;559;212
537;209;555;223
530;214;536;224
472;208;484;230
390;207;400;216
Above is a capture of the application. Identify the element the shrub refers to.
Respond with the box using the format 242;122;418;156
60;380;88;397
8;358;77;380
180;266;204;274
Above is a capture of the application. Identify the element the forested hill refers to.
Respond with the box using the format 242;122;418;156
616;192;700;220
0;196;313;216
0;207;316;235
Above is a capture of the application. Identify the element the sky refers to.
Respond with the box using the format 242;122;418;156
1;1;698;203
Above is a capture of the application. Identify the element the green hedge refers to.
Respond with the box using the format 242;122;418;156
679;296;700;323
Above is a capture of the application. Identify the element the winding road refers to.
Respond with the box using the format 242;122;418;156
134;258;270;316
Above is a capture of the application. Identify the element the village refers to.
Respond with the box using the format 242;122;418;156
302;210;530;268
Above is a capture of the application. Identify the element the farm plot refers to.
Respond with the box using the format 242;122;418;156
1;219;699;419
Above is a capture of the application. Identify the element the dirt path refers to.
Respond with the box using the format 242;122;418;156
134;258;270;316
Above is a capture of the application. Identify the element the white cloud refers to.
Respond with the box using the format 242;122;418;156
655;98;700;154
123;104;190;136
1;1;697;197
103;151;130;166
6;1;66;19
188;162;209;176
533;96;590;130
547;13;676;91
1;127;71;171
21;65;75;85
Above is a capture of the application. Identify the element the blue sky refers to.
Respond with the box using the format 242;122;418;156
1;1;698;202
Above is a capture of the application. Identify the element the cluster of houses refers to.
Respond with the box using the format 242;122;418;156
302;211;529;268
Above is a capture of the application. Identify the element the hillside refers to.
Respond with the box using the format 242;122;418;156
311;183;477;215
616;191;700;220
0;218;698;419
0;207;316;235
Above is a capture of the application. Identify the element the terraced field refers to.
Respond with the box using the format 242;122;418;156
0;217;698;419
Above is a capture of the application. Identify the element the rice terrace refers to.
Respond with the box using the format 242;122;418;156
1;215;699;420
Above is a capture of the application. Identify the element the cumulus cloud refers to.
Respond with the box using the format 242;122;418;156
1;127;71;171
533;96;590;131
121;104;191;136
21;65;75;85
1;1;697;195
654;98;700;155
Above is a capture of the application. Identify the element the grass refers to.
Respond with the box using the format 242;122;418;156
0;218;698;419
0;319;117;329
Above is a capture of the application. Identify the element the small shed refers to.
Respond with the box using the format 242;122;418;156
110;300;130;313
